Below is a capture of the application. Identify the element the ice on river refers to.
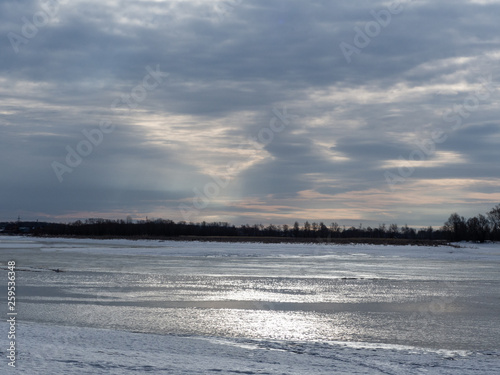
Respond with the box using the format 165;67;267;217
1;236;499;374
2;321;499;375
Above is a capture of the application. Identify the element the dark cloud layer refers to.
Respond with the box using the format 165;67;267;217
1;0;500;226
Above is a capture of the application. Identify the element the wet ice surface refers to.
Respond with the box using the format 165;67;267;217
1;236;500;374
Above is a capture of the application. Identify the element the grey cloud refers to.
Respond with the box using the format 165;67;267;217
1;0;500;225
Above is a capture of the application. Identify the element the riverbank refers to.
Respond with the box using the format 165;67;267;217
18;234;455;246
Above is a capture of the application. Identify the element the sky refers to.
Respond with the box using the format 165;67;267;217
1;0;500;227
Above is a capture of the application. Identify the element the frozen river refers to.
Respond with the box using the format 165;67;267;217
1;236;500;374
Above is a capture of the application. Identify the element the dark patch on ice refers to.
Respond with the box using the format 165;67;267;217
0;267;41;272
208;371;256;374
56;359;85;368
0;266;65;273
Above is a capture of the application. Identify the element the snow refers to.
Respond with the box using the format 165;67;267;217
1;236;500;373
2;236;500;261
3;321;499;375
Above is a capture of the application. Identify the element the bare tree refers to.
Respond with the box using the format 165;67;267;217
443;213;467;241
488;204;500;236
388;223;399;238
304;221;311;237
467;214;490;243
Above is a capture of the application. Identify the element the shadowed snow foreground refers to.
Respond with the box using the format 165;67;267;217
4;321;500;375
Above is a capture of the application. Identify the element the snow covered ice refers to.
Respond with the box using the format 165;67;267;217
1;236;499;374
2;321;499;375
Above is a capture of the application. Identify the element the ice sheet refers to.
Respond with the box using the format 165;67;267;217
3;321;499;375
2;235;500;262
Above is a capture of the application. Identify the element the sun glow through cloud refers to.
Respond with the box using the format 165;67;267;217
0;0;499;227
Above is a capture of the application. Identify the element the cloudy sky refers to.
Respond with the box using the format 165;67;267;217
1;0;499;227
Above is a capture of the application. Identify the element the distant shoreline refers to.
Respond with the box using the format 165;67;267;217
14;234;457;247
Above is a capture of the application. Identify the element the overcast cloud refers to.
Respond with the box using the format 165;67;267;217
1;0;499;227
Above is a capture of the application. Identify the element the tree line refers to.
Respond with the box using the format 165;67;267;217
442;204;500;242
2;204;499;243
